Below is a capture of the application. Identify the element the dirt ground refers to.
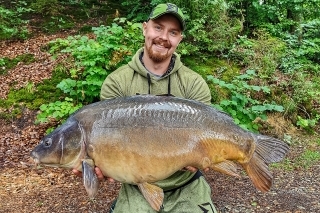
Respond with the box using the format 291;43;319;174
0;32;319;213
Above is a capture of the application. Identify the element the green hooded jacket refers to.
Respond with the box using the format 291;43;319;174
100;48;211;191
101;48;211;106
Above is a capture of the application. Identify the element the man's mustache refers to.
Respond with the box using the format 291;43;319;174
153;39;171;48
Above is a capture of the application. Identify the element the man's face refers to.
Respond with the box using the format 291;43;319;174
143;14;183;63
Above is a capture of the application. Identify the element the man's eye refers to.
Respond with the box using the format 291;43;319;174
170;31;178;37
155;25;162;31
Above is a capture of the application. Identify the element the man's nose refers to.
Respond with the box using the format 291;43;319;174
159;30;169;40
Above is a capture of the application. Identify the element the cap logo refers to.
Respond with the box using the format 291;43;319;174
147;3;186;31
167;3;178;12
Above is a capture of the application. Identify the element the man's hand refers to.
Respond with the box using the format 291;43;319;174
72;167;115;182
184;166;209;173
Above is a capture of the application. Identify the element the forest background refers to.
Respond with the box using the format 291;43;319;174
0;0;320;212
1;0;319;134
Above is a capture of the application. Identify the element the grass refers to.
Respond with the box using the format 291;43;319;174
272;137;320;171
298;150;320;168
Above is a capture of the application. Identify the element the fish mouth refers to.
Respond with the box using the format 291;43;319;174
30;156;40;167
29;153;65;168
33;157;40;166
30;151;40;167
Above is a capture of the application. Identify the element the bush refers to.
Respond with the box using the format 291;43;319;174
170;0;242;55
37;18;144;122
48;18;143;103
121;0;154;22
0;4;32;40
36;97;82;124
30;0;60;15
208;69;284;132
228;30;286;79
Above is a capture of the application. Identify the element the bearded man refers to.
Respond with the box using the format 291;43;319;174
74;3;217;213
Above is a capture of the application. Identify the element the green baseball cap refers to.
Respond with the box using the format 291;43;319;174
148;3;186;31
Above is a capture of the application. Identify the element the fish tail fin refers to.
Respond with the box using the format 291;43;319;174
243;134;289;192
255;134;290;164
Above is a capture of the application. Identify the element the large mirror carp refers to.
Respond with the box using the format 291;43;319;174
31;95;289;211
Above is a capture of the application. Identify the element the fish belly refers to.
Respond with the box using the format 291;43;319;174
88;127;206;184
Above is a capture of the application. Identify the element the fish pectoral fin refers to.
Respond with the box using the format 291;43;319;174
82;159;99;198
212;160;240;178
138;182;164;212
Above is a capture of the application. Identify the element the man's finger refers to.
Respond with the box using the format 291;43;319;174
72;169;82;177
94;167;106;180
203;168;209;172
184;166;198;172
107;177;115;182
94;167;116;182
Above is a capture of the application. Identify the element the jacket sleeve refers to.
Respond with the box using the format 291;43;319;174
180;66;211;105
100;66;127;100
100;71;125;100
187;77;211;105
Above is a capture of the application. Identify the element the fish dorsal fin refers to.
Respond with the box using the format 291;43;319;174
212;161;240;178
138;182;164;211
82;159;99;198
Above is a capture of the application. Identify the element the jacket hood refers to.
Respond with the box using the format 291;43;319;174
127;48;183;80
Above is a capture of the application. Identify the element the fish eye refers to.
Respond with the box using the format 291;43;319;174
43;138;52;147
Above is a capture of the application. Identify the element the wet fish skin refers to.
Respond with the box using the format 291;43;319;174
30;95;289;211
31;117;84;169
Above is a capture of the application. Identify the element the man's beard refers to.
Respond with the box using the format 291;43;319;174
146;39;171;63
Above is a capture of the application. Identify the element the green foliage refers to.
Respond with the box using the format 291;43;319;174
36;17;145;123
0;2;32;40
0;0;318;135
183;56;239;80
0;58;6;74
207;70;284;132
228;0;320;35
298;150;320;169
30;0;60;15
42;16;75;33
174;0;242;55
48;18;143;104
296;114;320;134
280;19;320;74
121;0;154;21
228;30;286;78
279;72;320;125
0;71;66;109
36;97;82;123
275;149;320;171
